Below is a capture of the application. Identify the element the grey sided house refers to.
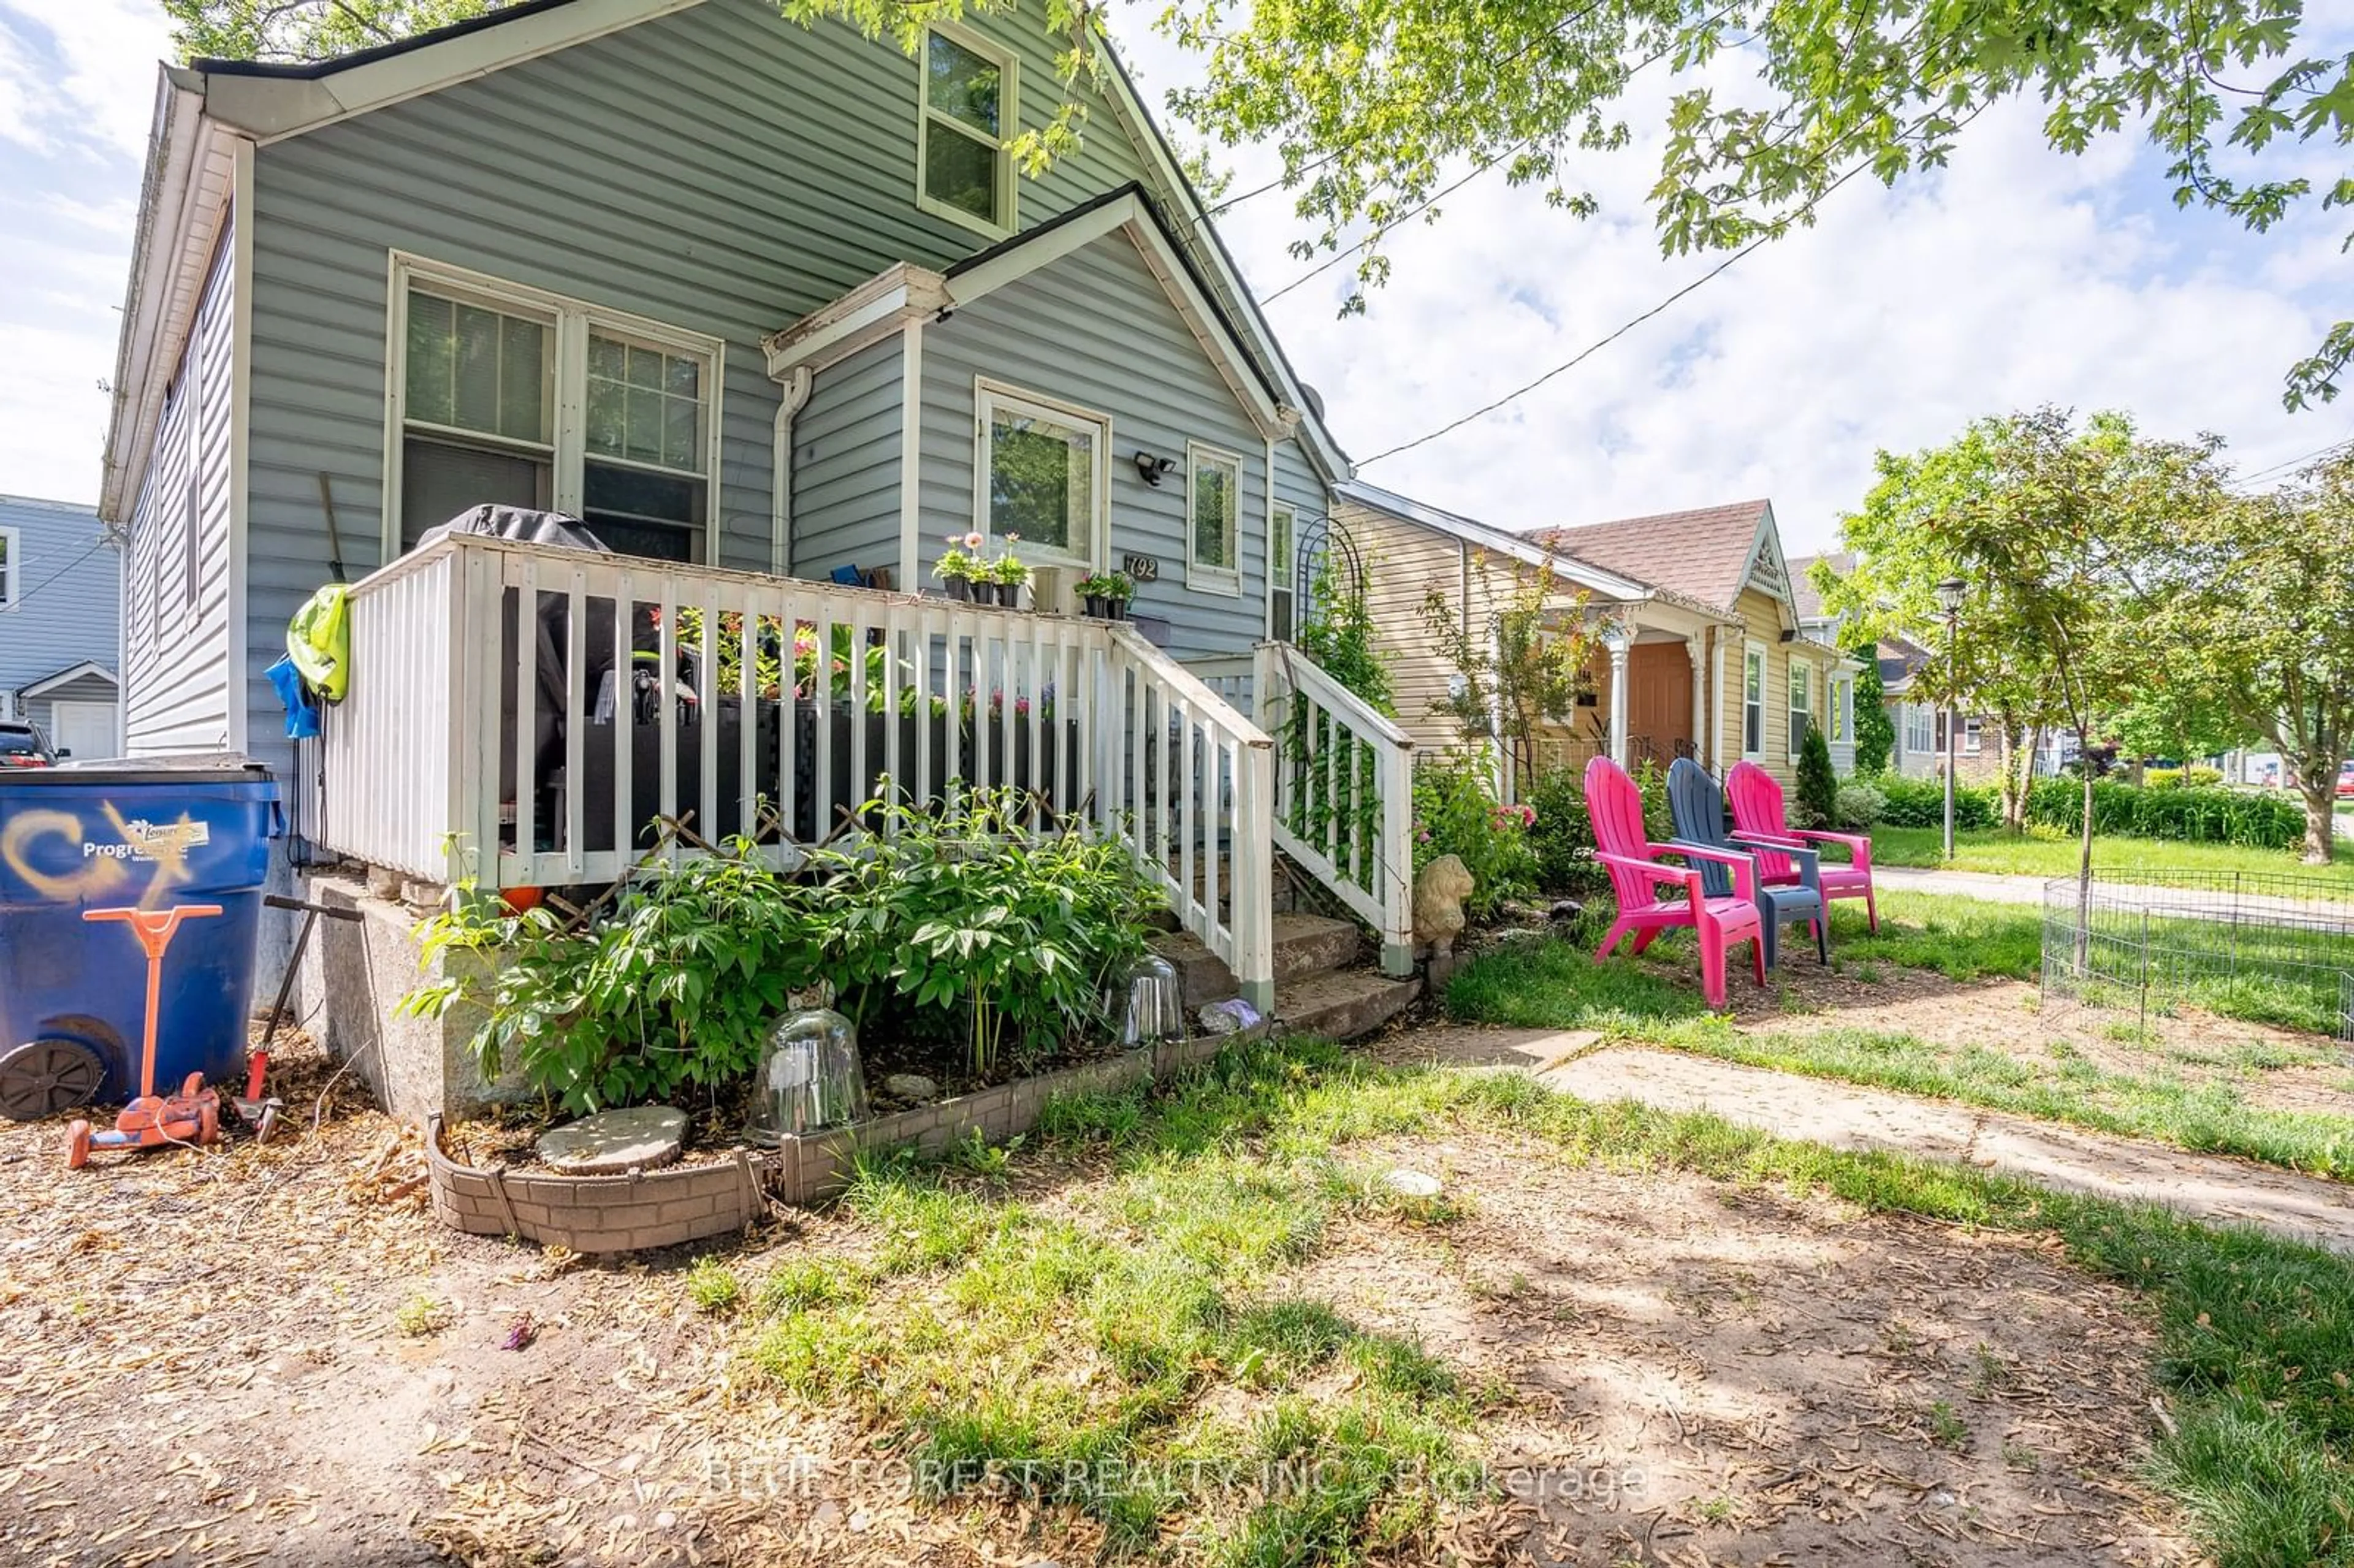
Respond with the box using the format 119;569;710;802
98;0;1420;1033
0;495;121;759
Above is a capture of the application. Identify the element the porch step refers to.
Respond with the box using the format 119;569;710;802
1149;913;1364;1012
1274;969;1423;1043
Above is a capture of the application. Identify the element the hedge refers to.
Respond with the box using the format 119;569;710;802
2024;777;2304;849
1873;775;1999;831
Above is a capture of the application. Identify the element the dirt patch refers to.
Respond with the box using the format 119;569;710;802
1310;1132;2196;1566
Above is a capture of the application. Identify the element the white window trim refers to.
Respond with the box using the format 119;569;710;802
1741;639;1767;761
382;251;726;563
0;525;18;612
1267;499;1296;640
1829;672;1853;744
1186;440;1243;596
1787;660;1813;763
970;377;1110;571
1964;715;1984;755
916;21;1018;240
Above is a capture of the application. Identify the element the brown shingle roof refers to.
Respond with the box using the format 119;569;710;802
1785;550;1854;621
1527;500;1769;615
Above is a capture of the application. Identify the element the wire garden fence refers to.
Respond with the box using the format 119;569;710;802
2040;870;2354;1041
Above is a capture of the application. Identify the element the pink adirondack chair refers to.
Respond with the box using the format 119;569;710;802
1584;756;1766;1010
1724;760;1879;931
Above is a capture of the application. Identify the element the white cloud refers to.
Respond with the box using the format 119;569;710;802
0;0;172;504
1119;28;2347;555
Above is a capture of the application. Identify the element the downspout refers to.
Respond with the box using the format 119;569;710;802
770;365;813;577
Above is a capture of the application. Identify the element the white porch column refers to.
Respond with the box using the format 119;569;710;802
1688;639;1706;767
1708;631;1726;771
1604;625;1632;768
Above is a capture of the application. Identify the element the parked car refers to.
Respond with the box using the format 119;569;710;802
0;722;56;769
2337;760;2354;798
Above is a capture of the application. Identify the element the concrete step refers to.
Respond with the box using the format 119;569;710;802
1275;969;1423;1043
1149;913;1363;1011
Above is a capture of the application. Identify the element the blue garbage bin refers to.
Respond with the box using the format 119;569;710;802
0;756;280;1118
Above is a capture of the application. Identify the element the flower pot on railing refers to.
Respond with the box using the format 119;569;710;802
1076;574;1135;622
945;577;973;603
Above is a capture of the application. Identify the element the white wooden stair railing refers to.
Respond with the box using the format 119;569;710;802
1249;642;1418;976
317;532;1275;1010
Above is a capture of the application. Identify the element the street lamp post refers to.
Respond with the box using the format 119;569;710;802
1935;576;1967;862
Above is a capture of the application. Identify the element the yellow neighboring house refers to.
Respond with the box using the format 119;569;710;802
1334;481;1853;792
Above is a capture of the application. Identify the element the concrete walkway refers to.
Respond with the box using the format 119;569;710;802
1384;1025;2354;1255
1872;865;2047;904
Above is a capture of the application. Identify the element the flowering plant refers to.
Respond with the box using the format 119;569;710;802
936;531;986;582
988;534;1030;586
1075;571;1135;603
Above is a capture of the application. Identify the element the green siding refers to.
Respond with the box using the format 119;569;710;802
790;335;905;582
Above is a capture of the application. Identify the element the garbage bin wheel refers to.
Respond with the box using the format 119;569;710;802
0;1038;109;1122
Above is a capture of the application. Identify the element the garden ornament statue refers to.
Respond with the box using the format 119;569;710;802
1412;854;1477;959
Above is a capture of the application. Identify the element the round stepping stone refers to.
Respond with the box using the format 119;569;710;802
884;1073;940;1103
536;1106;687;1174
1382;1168;1442;1200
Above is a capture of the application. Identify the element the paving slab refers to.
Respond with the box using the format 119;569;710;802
1526;1041;2354;1254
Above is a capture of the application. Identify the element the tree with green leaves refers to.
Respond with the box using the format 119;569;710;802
1824;408;2232;899
1849;644;1893;775
1167;0;2353;410
170;2;2354;414
1422;552;1594;797
1794;723;1838;830
2138;458;2354;862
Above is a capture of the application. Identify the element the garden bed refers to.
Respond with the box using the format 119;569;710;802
424;1023;1263;1250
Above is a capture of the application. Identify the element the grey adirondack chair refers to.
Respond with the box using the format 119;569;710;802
1665;758;1828;968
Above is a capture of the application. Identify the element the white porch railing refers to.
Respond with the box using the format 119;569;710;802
316;533;1274;1008
1248;643;1417;976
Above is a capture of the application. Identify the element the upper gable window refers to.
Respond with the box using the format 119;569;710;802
920;26;1015;236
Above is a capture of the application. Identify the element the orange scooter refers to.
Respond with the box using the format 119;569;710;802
64;905;225;1170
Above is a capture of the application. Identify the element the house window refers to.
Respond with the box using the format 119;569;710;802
918;26;1015;236
1829;673;1852;743
1905;703;1934;756
1269;504;1295;641
1788;661;1812;759
1742;643;1766;757
1964;716;1984;755
0;527;17;610
1187;443;1241;595
973;381;1107;569
389;256;722;562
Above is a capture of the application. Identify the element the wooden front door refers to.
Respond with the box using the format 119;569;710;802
1626;643;1693;758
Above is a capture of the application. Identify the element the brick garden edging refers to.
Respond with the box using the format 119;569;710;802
423;1024;1263;1252
426;1116;767;1252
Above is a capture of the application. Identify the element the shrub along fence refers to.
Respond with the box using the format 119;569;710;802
2024;778;2304;850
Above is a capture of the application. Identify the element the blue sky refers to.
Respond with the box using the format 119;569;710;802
1;0;2345;556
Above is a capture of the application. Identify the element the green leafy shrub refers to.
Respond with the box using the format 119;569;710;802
406;839;821;1114
1525;766;1604;896
1411;749;1538;919
2145;765;2226;790
1795;726;1839;829
404;788;1161;1109
806;787;1158;1078
2024;778;2302;848
1834;780;1887;829
1875;775;2000;830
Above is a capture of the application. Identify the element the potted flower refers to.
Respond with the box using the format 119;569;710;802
935;532;986;601
1076;570;1135;621
989;535;1030;607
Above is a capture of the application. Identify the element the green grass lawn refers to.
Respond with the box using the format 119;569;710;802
1870;823;2354;889
1447;896;2354;1178
720;1038;2354;1567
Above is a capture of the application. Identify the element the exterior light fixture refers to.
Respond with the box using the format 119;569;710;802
1133;451;1176;487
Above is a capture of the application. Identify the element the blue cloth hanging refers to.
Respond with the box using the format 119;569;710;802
267;653;322;739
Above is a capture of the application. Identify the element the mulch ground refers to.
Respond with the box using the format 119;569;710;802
0;1026;2204;1566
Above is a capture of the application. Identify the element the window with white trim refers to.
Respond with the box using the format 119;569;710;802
1788;661;1813;758
1905;702;1934;756
391;258;720;562
0;527;17;611
1268;504;1296;641
975;381;1107;567
1829;672;1852;743
1187;443;1241;593
1964;715;1984;755
918;26;1015;236
1742;643;1766;757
